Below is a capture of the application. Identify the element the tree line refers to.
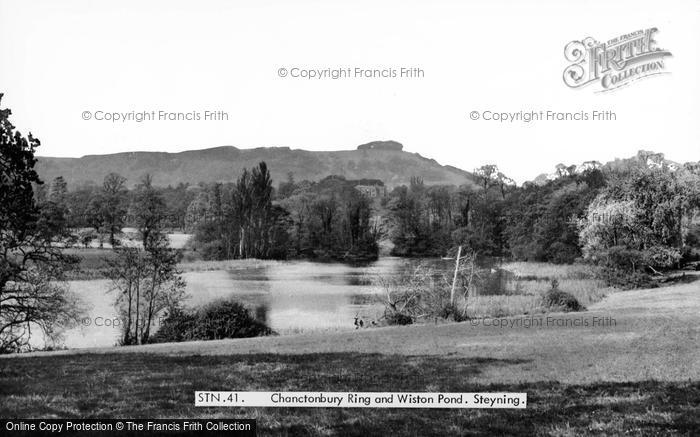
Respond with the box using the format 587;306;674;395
387;156;700;287
36;173;195;248
189;172;379;261
33;150;700;281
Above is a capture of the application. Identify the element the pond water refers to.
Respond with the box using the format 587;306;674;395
54;257;446;349
38;256;516;350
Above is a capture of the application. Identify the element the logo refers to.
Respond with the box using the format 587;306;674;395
563;28;672;92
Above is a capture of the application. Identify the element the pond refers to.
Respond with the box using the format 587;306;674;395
35;256;517;350
53;257;444;349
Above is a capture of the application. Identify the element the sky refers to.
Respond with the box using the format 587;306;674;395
0;0;698;183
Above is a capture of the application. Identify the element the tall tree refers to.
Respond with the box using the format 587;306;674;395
49;176;68;203
132;174;166;250
101;172;127;247
105;247;142;345
105;235;185;345
473;165;498;190
139;233;185;343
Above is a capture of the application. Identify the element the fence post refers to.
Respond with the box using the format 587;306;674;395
450;245;462;305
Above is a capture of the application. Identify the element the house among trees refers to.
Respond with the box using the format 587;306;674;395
353;179;387;198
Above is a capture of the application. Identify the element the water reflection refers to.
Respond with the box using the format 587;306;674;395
56;256;511;349
183;260;392;334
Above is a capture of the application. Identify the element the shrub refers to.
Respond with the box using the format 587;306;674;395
547;241;580;264
198;299;274;339
541;280;585;312
589;246;673;289
385;312;413;326
198;240;227;261
439;303;469;322
149;308;198;343
598;267;655;290
150;299;273;343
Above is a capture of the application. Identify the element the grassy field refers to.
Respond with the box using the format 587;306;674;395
2;353;697;436
2;274;698;435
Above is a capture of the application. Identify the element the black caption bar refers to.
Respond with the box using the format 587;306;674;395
1;420;256;436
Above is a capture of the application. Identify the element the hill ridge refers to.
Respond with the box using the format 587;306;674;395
36;143;473;189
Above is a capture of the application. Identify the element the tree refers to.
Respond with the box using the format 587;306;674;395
578;167;700;279
473;165;498;190
37;176;73;245
191;162;295;260
248;162;274;257
279;191;314;254
190;169;378;261
0;94;81;353
101;172;127;247
105;247;142;345
132;174;166;250
65;182;98;229
84;193;106;247
494;172;515;200
505;172;603;263
185;190;214;232
389;183;433;256
106;233;185;345
49;176;68;203
342;190;376;254
554;164;575;178
139;233;185;343
277;172;296;199
452;193;506;257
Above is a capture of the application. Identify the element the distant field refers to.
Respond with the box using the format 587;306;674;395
2;274;698;435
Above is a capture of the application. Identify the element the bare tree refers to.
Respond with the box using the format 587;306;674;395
139;233;186;343
447;249;479;320
105;247;143;345
376;263;437;322
106;233;186;345
374;249;479;325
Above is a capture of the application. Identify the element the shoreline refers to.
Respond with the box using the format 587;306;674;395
5;274;698;370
